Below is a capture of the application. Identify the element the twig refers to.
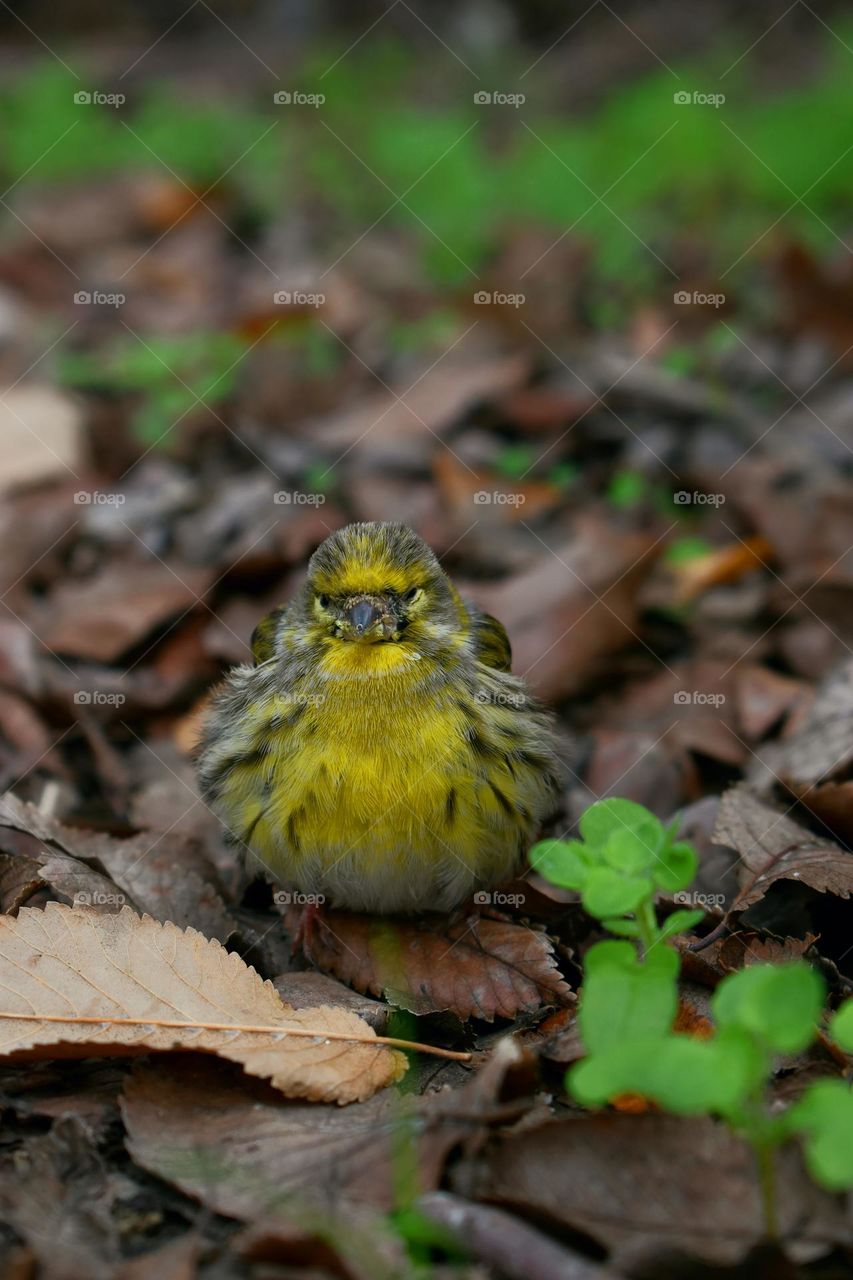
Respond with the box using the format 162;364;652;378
0;1011;472;1061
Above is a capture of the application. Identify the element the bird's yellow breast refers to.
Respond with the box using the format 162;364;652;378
215;641;538;911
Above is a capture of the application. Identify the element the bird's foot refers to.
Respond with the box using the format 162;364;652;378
290;900;327;958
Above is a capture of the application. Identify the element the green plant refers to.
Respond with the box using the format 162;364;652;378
531;797;703;953
606;470;648;509
534;798;853;1236
665;536;713;565
60;331;251;445
6;27;853;296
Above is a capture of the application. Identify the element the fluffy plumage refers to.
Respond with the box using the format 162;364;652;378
197;522;562;913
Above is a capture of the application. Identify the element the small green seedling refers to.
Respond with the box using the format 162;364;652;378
531;797;703;954
787;1002;853;1192
60;331;251;445
665;536;713;566
534;797;853;1235
568;941;853;1234
607;470;648;509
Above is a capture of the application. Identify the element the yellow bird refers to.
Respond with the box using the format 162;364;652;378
198;522;562;914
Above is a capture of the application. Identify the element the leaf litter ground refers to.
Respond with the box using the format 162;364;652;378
3;15;853;1280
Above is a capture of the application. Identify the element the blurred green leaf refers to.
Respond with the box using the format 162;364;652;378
713;962;825;1055
579;940;679;1055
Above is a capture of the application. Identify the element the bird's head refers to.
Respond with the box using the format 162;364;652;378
298;522;465;655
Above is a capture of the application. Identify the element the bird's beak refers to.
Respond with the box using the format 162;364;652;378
347;599;382;636
339;596;395;641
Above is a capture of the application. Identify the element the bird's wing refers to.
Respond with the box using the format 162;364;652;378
250;604;289;664
468;606;513;672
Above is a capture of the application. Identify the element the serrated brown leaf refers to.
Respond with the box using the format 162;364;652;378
0;903;405;1103
713;786;853;907
298;909;574;1021
717;931;818;973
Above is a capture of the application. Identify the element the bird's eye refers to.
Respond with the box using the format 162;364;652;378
317;594;330;608
403;587;420;602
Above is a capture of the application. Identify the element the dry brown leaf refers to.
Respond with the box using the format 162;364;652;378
0;385;81;493
433;452;562;524
749;656;853;792
670;536;773;603
713;786;853;907
298;908;574;1022
37;559;214;662
453;1112;845;1267
0;903;406;1103
0;792;235;939
0;1117;121;1280
795;779;853;846
121;1056;465;1219
309;353;528;469
735;663;809;741
466;516;658;702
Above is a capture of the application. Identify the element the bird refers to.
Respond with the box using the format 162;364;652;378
197;521;562;915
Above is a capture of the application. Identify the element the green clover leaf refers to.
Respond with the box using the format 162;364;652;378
579;940;678;1055
713;962;825;1055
